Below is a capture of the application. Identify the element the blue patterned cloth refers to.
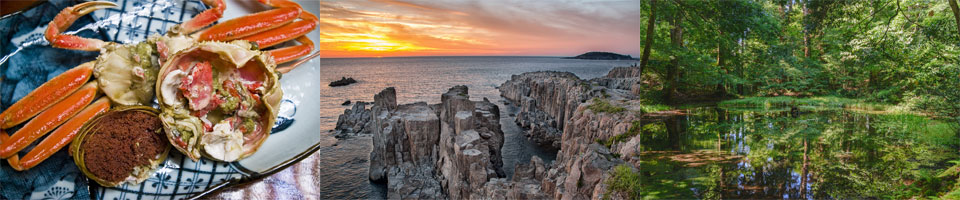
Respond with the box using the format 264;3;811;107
0;0;211;199
0;0;102;198
0;0;300;198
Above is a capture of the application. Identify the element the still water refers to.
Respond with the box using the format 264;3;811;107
641;108;959;199
316;56;633;199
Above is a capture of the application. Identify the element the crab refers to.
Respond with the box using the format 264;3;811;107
156;40;281;162
0;0;317;170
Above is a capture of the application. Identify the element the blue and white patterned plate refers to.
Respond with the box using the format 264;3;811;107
0;0;321;199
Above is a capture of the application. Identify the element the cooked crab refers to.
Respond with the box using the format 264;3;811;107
0;0;317;170
157;41;281;162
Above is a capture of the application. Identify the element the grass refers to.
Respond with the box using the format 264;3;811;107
600;121;642;148
718;96;919;115
605;164;641;200
638;104;673;113
588;98;626;113
718;96;859;108
588;97;674;114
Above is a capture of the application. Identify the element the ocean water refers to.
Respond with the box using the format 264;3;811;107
316;56;635;199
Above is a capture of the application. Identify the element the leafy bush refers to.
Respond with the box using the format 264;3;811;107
587;98;626;113
606;164;640;200
600;121;642;148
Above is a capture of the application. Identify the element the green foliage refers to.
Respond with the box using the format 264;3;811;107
639;104;673;113
606;164;641;200
600;121;643;148
718;96;860;108
587;98;626;114
639;0;959;119
639;107;959;198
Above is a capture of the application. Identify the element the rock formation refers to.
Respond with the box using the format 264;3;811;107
566;52;637;60
334;65;650;199
593;66;644;95
498;68;649;199
336;86;507;199
329;77;358;87
498;71;597;149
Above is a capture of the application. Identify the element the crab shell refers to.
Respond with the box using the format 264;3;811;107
93;40;159;106
71;106;170;187
155;41;282;162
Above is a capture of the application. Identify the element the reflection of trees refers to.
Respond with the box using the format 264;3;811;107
640;108;959;199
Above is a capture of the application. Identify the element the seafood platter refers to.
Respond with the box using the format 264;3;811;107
0;0;321;198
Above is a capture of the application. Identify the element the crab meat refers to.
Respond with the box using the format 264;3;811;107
178;61;221;116
202;117;244;161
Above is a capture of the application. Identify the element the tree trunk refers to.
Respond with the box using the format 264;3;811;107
665;10;682;101
803;2;811;58
950;0;960;40
716;30;728;97
639;0;657;75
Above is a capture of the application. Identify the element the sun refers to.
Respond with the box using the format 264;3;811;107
329;35;432;52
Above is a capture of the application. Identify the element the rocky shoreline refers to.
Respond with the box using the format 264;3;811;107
334;66;650;199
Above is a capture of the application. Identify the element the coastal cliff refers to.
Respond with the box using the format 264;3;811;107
593;66;644;95
335;86;509;199
334;66;647;199
498;72;597;149
498;67;647;199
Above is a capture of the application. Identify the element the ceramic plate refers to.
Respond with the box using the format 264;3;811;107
0;0;321;199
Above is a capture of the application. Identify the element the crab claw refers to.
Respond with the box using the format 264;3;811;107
44;1;118;51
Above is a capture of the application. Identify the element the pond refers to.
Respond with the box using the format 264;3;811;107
640;107;960;199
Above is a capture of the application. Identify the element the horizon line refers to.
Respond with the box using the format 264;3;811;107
317;55;640;59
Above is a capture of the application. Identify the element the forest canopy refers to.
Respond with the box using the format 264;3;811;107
639;0;960;119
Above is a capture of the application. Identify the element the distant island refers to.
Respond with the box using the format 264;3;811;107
565;52;636;60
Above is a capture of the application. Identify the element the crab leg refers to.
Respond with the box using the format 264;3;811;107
237;0;317;49
0;130;23;170
178;0;226;34
197;7;300;42
0;82;98;159
44;1;117;51
257;0;319;23
240;16;317;49
0;62;94;129
269;36;314;64
13;98;110;171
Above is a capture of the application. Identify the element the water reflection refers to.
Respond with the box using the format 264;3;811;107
640;108;959;199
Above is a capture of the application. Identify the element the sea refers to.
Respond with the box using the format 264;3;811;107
315;56;636;199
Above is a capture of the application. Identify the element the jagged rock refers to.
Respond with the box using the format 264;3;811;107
339;86;505;199
334;101;371;138
593;66;643;95
329;77;358;87
604;65;642;78
436;85;505;199
342;100;351;105
375;87;398;111
337;65;651;199
333;87;401;139
496;67;654;200
499;71;597;149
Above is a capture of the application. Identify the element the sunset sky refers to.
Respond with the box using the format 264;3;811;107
318;0;642;58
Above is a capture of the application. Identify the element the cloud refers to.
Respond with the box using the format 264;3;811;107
319;0;641;58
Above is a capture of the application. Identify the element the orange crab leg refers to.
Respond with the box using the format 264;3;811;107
0;82;98;159
179;0;225;33
197;7;300;42
240;18;316;49
269;36;314;64
0;130;24;171
44;1;117;51
14;98;110;171
238;0;317;49
0;62;94;129
258;0;318;22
